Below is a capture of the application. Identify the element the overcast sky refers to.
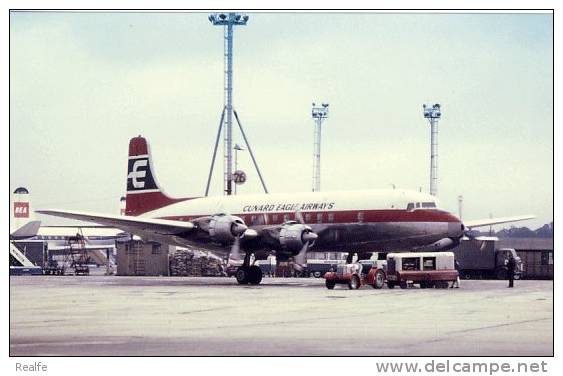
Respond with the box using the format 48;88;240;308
9;11;553;228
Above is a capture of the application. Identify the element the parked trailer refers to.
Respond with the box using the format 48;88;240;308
452;239;522;280
385;252;459;289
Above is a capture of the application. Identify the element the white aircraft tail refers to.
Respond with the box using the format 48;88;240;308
10;187;34;233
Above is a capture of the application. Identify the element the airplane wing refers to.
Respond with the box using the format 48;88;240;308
35;210;194;237
463;215;535;229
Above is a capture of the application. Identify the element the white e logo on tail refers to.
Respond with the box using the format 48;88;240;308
128;160;148;188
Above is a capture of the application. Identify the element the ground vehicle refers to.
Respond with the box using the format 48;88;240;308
324;263;386;289
385;252;458;289
452;240;522;279
306;259;343;278
43;260;65;275
73;263;90;276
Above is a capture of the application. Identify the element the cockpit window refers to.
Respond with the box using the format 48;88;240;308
421;202;436;208
406;203;414;211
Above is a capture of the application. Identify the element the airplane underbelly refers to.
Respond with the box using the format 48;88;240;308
313;222;449;251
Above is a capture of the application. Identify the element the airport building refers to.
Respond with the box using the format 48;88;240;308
116;239;169;276
497;238;554;279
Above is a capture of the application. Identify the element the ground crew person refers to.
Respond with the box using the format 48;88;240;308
451;259;461;288
507;254;516;288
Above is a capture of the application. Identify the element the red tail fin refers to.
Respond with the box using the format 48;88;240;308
125;136;190;216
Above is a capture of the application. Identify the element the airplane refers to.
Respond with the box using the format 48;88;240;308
37;136;535;285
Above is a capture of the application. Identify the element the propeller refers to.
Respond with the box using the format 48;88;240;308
230;236;243;263
460;226;498;251
462;225;498;241
228;227;258;264
292;211;318;272
295;209;305;225
293;231;318;272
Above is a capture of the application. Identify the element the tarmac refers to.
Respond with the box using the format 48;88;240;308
10;274;553;356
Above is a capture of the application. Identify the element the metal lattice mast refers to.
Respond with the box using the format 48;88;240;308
423;103;441;196
224;21;233;196
312;103;329;192
209;13;248;195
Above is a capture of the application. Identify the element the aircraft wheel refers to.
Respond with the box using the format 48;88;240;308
387;282;396;289
248;265;263;285
348;275;361;290
314;271;322;278
372;270;385;289
236;267;249;285
399;281;408;289
325;280;336;289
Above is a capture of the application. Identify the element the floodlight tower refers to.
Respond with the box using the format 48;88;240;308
312;102;329;192
423;103;442;196
209;12;249;196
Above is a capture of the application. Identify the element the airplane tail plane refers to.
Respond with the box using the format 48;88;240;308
125;136;192;216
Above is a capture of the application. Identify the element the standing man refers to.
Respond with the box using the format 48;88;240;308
507;254;516;288
451;259;461;288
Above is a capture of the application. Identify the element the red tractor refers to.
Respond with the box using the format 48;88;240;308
324;262;386;289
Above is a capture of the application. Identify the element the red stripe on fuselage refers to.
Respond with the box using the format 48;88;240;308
158;209;460;225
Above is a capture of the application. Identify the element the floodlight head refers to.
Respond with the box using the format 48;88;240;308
209;12;249;26
423;103;441;119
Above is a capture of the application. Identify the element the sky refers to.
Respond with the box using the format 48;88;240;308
9;11;553;229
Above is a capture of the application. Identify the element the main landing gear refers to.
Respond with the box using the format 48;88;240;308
235;253;263;285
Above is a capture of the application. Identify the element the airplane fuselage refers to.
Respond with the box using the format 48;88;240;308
138;188;464;255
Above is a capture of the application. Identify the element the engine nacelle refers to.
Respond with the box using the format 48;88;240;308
279;222;317;253
417;237;458;252
208;215;247;243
